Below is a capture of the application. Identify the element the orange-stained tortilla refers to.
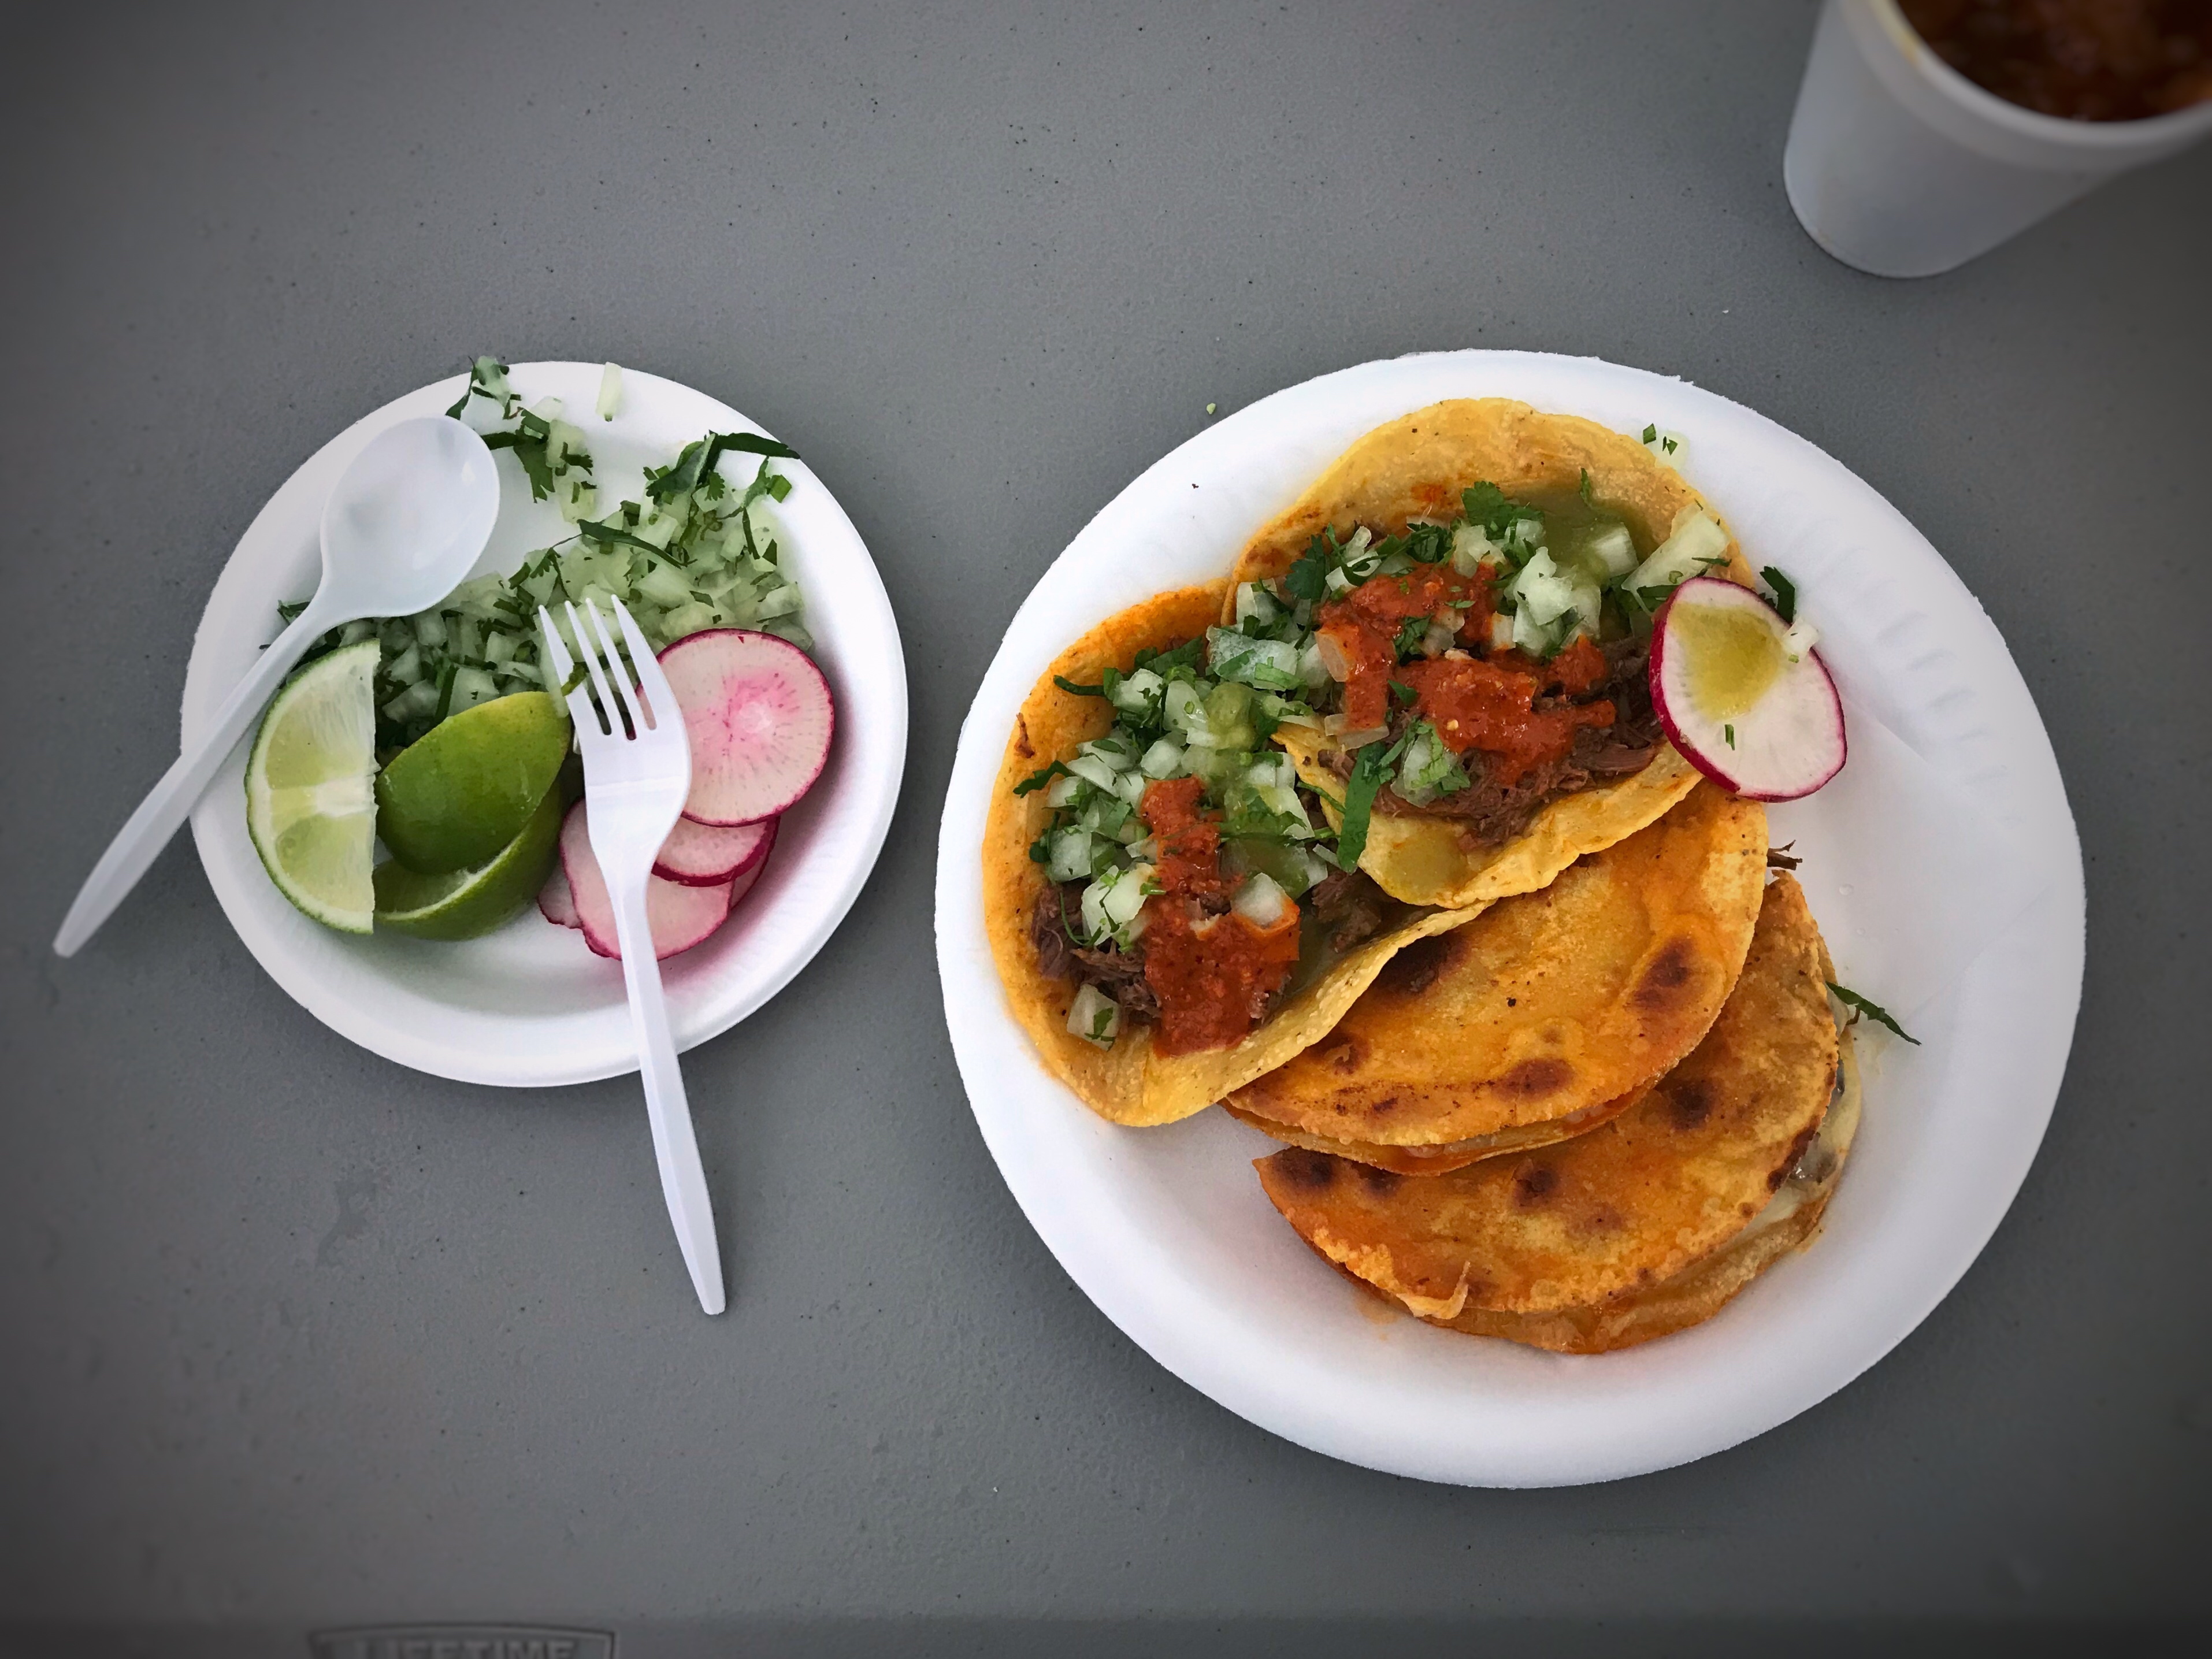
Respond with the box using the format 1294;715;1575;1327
1224;1081;1649;1176
1227;782;1767;1147
980;582;1490;1126
1254;875;1840;1326
1231;397;1759;910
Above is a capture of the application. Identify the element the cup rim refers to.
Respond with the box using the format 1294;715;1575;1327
1864;0;2212;151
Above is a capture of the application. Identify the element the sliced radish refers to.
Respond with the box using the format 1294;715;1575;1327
558;799;734;960
659;629;834;825
1649;575;1846;802
538;866;582;929
653;814;777;887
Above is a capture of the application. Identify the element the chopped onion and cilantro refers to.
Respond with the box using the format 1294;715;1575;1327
286;357;812;753
1018;636;1336;968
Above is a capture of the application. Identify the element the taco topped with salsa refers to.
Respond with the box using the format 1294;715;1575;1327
982;583;1487;1127
1217;398;1758;907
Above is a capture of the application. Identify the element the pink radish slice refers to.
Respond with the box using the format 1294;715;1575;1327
1649;575;1846;802
558;799;734;960
659;629;834;826
538;866;582;929
653;814;777;887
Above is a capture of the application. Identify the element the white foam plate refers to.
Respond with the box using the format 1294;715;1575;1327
185;362;906;1086
933;351;2082;1487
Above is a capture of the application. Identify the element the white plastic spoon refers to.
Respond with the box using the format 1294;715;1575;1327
53;415;500;956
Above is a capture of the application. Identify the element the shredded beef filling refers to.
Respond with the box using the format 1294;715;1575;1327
1031;867;1395;1029
1369;636;1663;849
1031;881;1162;1022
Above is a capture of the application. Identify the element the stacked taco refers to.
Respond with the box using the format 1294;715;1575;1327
982;398;1868;1353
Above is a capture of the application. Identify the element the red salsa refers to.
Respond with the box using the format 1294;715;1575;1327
1137;776;1300;1053
1397;655;1617;789
1141;901;1302;1056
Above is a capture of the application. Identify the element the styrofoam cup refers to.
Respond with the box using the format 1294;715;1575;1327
1784;0;2212;277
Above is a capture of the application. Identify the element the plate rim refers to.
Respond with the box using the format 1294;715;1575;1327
183;361;908;1088
931;347;2085;1487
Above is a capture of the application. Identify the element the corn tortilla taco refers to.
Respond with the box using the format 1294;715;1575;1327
1254;874;1846;1349
1220;397;1758;910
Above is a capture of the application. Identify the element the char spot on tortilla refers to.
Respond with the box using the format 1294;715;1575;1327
1356;1164;1405;1198
1512;1162;1559;1208
1666;1078;1715;1131
1277;1149;1337;1192
1374;933;1454;998
1367;1095;1398;1116
1014;718;1033;760
1771;1123;1821;1189
1630;937;1698;1011
1498;1056;1572;1099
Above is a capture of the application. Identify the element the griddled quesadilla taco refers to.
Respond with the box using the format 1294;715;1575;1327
1254;874;1853;1352
1226;781;1767;1166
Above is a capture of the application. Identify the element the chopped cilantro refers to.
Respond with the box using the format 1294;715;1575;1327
647;430;800;503
1014;760;1074;798
1724;723;1735;748
483;428;556;501
1579;467;1593;504
576;518;665;555
1827;982;1919;1045
1334;730;1411;872
1761;565;1798;625
1392;615;1430;656
1091;1004;1116;1040
1642;424;1658;444
1388;678;1415;707
1052;674;1104;697
1283;535;1333;604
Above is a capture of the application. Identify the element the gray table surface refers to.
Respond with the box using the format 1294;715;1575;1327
4;2;2207;1653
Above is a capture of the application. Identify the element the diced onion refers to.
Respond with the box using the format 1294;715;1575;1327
1313;632;1352;681
1582;521;1638;579
1140;737;1185;778
1784;618;1821;661
1624;507;1728;596
1065;983;1120;1048
1232;872;1289;927
596;362;623;421
1101;863;1154;927
1066;754;1120;792
1048;829;1093;882
1487;612;1515;652
1324;716;1389;748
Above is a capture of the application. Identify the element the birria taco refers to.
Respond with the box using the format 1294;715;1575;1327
1218;398;1758;908
1253;874;1855;1353
982;584;1486;1126
1224;781;1768;1171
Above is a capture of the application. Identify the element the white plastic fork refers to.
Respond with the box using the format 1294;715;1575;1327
539;596;725;1316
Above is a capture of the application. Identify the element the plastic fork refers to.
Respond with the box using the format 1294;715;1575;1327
539;597;725;1315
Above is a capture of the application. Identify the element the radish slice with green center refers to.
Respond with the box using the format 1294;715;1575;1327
1649;575;1845;801
558;799;735;960
654;815;777;887
659;629;834;826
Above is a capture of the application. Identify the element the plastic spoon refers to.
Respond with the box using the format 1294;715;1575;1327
53;415;500;956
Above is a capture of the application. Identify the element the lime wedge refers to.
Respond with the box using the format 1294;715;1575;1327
374;691;571;875
373;784;563;940
246;639;381;933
